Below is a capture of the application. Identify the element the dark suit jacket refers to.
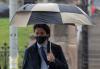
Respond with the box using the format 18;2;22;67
22;41;68;69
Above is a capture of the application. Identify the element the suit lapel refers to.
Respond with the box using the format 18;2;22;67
31;43;41;69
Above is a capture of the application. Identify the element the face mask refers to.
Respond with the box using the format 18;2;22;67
35;36;48;44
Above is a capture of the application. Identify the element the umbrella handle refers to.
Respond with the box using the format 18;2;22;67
50;42;52;53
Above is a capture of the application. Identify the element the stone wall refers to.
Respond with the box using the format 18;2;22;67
50;25;78;69
88;14;100;69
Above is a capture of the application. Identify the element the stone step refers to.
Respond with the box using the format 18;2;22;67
88;46;100;50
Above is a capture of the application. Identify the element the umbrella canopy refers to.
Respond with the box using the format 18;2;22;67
11;3;92;27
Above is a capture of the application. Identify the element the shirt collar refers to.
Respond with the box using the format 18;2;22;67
37;43;47;49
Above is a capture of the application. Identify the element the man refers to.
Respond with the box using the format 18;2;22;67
22;24;68;69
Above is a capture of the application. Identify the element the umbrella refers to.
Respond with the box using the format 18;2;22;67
10;3;92;27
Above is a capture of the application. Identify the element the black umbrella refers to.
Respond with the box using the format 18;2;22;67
11;3;92;27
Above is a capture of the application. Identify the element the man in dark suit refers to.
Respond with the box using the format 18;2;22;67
22;24;68;69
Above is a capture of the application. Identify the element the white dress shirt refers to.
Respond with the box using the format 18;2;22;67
37;43;48;69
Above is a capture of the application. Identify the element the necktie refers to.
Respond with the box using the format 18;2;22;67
40;46;48;64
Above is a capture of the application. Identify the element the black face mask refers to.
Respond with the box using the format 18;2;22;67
35;36;48;44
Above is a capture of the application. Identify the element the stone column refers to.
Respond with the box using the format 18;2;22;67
50;24;78;69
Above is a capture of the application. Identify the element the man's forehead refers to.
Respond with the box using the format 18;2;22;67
34;28;46;31
34;28;46;34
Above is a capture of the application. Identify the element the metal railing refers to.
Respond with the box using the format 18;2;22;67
0;43;27;69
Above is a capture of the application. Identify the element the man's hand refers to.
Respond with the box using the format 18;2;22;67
47;52;55;62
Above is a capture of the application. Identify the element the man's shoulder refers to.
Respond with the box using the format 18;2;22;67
51;42;61;49
51;42;63;53
25;43;37;52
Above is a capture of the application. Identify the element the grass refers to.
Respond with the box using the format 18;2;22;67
0;18;9;46
0;18;33;51
18;26;33;51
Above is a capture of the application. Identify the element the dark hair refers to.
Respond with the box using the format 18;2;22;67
33;24;50;37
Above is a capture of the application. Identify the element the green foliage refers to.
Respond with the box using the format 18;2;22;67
0;18;33;51
0;18;33;69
